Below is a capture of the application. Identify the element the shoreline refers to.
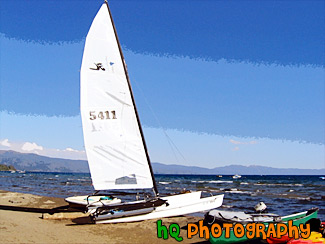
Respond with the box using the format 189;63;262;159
0;190;207;244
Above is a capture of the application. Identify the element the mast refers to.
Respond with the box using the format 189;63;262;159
104;1;159;196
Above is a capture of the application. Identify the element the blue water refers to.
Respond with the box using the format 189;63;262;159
1;172;324;220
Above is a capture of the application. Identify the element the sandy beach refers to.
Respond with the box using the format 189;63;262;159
0;190;207;244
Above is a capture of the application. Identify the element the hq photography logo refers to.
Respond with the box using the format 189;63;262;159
156;219;311;242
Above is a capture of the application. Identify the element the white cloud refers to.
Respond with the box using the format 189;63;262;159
230;139;257;145
45;147;86;160
0;138;86;160
21;142;43;151
0;139;11;147
230;139;241;145
64;147;78;152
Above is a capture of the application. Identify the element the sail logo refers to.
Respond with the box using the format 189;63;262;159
90;62;106;71
89;61;116;72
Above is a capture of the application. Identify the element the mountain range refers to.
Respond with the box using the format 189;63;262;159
0;150;324;175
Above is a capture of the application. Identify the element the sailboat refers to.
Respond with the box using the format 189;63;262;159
232;174;241;179
68;1;224;224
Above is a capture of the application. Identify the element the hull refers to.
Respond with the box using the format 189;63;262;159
65;195;121;210
208;208;318;244
232;175;241;179
94;191;224;224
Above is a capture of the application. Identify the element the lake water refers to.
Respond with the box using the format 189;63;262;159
1;172;324;220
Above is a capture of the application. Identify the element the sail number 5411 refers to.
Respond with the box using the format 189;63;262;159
89;111;117;120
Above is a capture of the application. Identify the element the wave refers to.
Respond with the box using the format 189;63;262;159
254;183;303;187
192;180;233;184
219;188;253;194
221;205;233;209
159;181;172;185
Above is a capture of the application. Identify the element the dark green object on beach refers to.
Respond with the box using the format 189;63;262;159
205;208;318;244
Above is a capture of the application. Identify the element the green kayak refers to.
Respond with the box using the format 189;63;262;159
204;208;318;244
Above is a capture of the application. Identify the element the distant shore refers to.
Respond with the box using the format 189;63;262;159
0;164;16;171
0;190;208;244
1;150;325;175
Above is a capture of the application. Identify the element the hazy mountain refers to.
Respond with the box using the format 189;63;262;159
0;150;324;175
0;150;89;173
152;162;325;175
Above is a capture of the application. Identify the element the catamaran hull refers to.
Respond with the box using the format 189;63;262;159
93;191;224;224
65;195;121;210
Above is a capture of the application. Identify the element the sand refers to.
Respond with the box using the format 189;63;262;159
0;190;207;244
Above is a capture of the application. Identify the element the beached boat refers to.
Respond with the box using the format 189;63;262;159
204;208;318;244
72;1;224;223
267;219;325;243
268;232;325;244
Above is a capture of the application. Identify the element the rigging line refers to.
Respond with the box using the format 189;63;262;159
104;2;158;196
132;78;188;165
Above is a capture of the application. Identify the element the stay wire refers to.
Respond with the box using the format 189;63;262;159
132;78;188;165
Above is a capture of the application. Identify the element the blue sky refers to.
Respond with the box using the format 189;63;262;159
0;0;324;169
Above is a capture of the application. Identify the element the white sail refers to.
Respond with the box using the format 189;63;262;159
80;4;154;190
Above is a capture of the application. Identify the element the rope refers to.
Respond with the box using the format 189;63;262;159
132;78;188;165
